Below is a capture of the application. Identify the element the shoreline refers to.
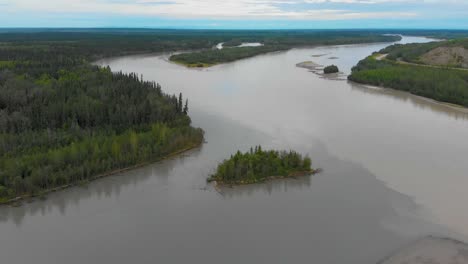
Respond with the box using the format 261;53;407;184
170;60;216;68
0;142;203;207
169;48;288;68
349;80;468;113
210;168;321;187
169;37;402;69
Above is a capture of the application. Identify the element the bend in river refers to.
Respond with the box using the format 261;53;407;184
1;36;468;264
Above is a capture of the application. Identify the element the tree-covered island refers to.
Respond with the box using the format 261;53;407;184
0;31;206;204
324;65;339;74
170;32;401;67
207;146;317;185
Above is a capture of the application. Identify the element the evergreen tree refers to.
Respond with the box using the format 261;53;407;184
183;99;189;115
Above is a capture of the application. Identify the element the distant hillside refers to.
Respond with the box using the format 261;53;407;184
381;38;468;69
348;38;468;107
420;46;468;68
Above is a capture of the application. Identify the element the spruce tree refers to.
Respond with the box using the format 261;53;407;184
183;99;189;115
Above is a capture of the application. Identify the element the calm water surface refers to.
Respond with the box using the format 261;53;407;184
1;36;467;264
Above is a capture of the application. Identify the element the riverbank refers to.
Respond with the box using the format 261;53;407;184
170;34;402;68
171;60;215;68
0;142;203;207
348;55;468;107
169;45;288;68
210;169;321;187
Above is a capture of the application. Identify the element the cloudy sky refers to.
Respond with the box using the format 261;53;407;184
1;0;467;29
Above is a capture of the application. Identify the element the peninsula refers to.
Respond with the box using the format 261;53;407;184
349;38;468;107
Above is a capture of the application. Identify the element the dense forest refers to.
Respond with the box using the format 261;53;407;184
0;31;206;203
380;29;468;40
170;32;402;67
207;146;315;185
348;55;468;107
170;45;288;67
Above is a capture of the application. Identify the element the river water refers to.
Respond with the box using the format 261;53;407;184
1;36;468;264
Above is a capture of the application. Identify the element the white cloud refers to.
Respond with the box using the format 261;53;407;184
0;0;426;19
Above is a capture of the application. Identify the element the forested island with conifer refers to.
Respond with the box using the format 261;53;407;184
207;146;317;185
0;31;207;204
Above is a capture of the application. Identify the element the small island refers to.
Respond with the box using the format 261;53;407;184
324;65;339;74
207;146;317;185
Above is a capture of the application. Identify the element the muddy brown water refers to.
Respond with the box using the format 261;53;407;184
1;36;467;264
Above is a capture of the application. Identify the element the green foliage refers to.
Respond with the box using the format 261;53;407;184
208;146;314;185
0;185;7;197
0;32;206;201
170;33;401;67
380;38;468;65
324;65;339;74
348;56;468;107
222;39;244;47
170;45;288;66
1;124;203;197
0;61;15;69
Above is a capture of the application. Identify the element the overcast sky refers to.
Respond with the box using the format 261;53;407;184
1;0;467;29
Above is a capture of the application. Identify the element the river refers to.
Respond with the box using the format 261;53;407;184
1;36;467;264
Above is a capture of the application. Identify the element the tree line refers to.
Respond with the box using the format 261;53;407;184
380;38;468;66
0;33;206;202
170;33;401;67
348;56;468;107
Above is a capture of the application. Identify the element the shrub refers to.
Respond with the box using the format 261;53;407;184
324;65;339;74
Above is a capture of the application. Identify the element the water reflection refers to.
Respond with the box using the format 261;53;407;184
215;175;312;199
350;82;468;120
0;147;203;226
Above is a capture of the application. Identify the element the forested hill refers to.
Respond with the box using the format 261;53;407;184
348;38;468;107
0;33;204;203
380;38;468;68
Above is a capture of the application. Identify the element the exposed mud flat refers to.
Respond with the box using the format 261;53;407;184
296;60;322;70
379;237;468;264
311;53;329;57
296;61;344;80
